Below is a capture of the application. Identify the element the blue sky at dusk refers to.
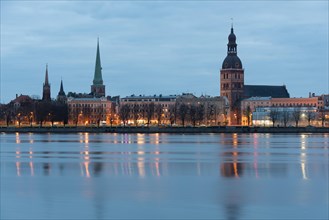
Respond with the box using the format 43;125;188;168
1;1;328;103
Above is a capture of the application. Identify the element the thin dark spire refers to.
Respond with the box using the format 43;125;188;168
44;64;49;86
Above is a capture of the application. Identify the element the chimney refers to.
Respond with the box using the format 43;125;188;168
309;92;311;98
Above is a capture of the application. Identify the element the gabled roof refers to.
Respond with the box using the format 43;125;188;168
244;85;290;98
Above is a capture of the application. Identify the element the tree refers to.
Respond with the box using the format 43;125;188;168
69;105;81;126
0;104;14;127
292;109;301;127
306;108;315;126
35;101;51;127
196;104;205;126
244;106;252;126
119;104;130;127
269;109;280;127
178;103;189;127
132;103;140;125
189;105;197;127
155;104;163;126
280;110;290;127
318;108;327;127
169;103;178;125
146;103;155;126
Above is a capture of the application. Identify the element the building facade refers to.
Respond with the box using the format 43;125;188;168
67;97;111;125
241;95;328;126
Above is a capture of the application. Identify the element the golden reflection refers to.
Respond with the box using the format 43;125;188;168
84;133;89;144
16;162;21;176
15;132;20;144
137;133;145;145
137;157;145;177
81;147;90;178
29;161;34;176
300;134;308;180
15;150;21;159
154;157;160;176
301;163;308;180
155;133;160;145
253;134;259;178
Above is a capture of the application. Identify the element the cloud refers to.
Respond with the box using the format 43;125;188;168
1;1;328;103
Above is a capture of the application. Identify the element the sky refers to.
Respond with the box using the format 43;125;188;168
1;0;328;104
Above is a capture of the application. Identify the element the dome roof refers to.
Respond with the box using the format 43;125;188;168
222;55;243;69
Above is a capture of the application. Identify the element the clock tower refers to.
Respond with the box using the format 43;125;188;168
220;26;244;125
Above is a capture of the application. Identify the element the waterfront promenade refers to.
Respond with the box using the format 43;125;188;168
0;125;328;133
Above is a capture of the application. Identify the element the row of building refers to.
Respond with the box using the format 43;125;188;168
2;27;328;127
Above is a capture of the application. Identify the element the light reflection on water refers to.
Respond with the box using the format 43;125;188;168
1;133;328;219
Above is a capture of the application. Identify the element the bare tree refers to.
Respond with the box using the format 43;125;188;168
35;101;51;127
178;103;189;127
244;105;252;126
318;108;326;127
69;105;82;126
119;104;130;127
306;108;315;126
269;109;280;127
280;110;290;127
292;109;301;127
169;103;178;125
132;103;140;125
146;103;155;126
189;105;197;127
196;104;205;126
155;104;163;126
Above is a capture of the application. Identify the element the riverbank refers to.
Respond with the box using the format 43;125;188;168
0;126;328;133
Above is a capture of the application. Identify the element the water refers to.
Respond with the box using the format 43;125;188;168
1;133;328;219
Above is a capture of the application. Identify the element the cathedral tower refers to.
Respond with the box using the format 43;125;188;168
91;39;105;98
220;26;244;125
42;64;51;102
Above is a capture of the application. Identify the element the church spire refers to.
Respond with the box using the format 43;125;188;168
42;64;51;101
93;38;103;85
227;26;237;55
58;79;65;96
91;38;106;98
57;78;67;103
44;64;49;86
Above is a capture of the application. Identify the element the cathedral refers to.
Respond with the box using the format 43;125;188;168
220;25;289;125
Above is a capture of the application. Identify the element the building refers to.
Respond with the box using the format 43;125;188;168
119;93;228;126
220;26;290;125
91;39;105;98
67;97;111;125
241;95;328;126
220;25;244;125
67;40;111;125
120;94;177;125
176;93;228;126
42;65;51;102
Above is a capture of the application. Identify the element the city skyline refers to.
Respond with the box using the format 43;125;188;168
1;1;328;104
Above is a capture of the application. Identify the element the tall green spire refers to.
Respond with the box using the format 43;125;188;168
93;38;103;85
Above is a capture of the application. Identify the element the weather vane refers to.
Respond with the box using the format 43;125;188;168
231;17;234;28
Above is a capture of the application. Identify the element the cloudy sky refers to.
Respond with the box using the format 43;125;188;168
1;1;328;103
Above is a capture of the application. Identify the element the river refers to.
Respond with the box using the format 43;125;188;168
1;133;328;219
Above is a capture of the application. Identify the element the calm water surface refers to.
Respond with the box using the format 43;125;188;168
1;133;328;219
